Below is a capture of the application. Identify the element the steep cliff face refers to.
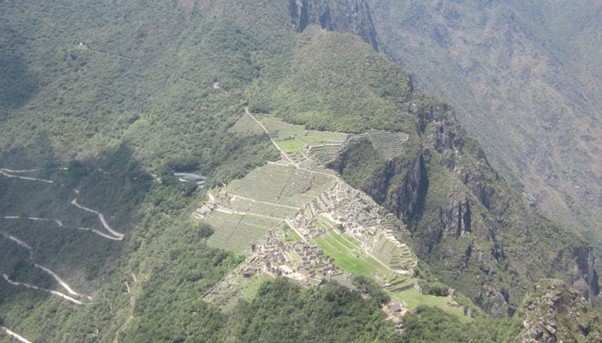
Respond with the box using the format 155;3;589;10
550;247;601;305
289;0;379;50
392;152;428;227
329;89;600;316
368;0;602;254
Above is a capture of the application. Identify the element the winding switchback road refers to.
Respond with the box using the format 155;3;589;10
0;233;90;303
0;326;32;343
70;199;124;239
1;274;83;305
0;169;53;184
0;168;124;241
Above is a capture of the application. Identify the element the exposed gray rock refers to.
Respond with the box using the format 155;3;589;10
289;0;379;50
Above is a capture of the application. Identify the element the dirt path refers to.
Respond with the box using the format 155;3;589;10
244;108;297;165
0;168;39;173
215;207;283;221
33;263;85;298
1;215;121;241
0;326;32;343
112;273;141;343
229;194;299;209
2;216;63;227
76;227;123;241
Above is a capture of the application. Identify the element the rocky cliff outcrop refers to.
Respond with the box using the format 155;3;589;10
328;92;600;315
289;0;379;50
517;279;602;342
392;152;428;227
549;247;601;306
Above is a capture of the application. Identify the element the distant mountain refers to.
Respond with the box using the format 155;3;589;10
367;0;602;254
0;0;600;342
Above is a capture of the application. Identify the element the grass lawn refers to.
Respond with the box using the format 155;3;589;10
277;138;305;154
394;287;468;321
260;115;347;156
313;232;390;278
315;217;334;230
281;223;302;242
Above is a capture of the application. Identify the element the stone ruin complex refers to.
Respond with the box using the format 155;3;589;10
244;230;341;286
290;181;416;273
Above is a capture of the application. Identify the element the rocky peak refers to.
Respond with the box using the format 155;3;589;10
289;0;379;50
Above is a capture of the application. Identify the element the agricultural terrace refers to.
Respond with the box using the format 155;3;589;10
204;210;282;252
368;231;416;272
313;231;464;319
228;114;266;135
258;115;348;163
226;164;335;207
204;163;336;252
391;287;468;320
348;130;410;161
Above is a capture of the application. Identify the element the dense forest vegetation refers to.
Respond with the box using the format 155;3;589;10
0;0;600;342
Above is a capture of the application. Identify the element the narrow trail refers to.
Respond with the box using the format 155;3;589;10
244;108;297;165
229;194;298;209
0;233;90;303
243;109;338;179
0;326;32;343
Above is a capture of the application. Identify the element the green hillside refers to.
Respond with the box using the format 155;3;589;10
0;0;600;342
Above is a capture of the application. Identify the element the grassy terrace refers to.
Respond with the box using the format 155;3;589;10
393;288;468;321
259;116;347;159
226;196;297;219
205;161;335;252
367;130;410;160
204;211;281;252
313;231;391;278
226;164;335;207
281;223;302;242
313;230;465;319
228;114;265;135
369;232;416;271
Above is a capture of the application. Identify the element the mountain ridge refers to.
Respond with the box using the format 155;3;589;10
0;0;600;341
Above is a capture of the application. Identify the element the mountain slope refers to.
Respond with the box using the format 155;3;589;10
367;0;602;253
0;0;599;342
